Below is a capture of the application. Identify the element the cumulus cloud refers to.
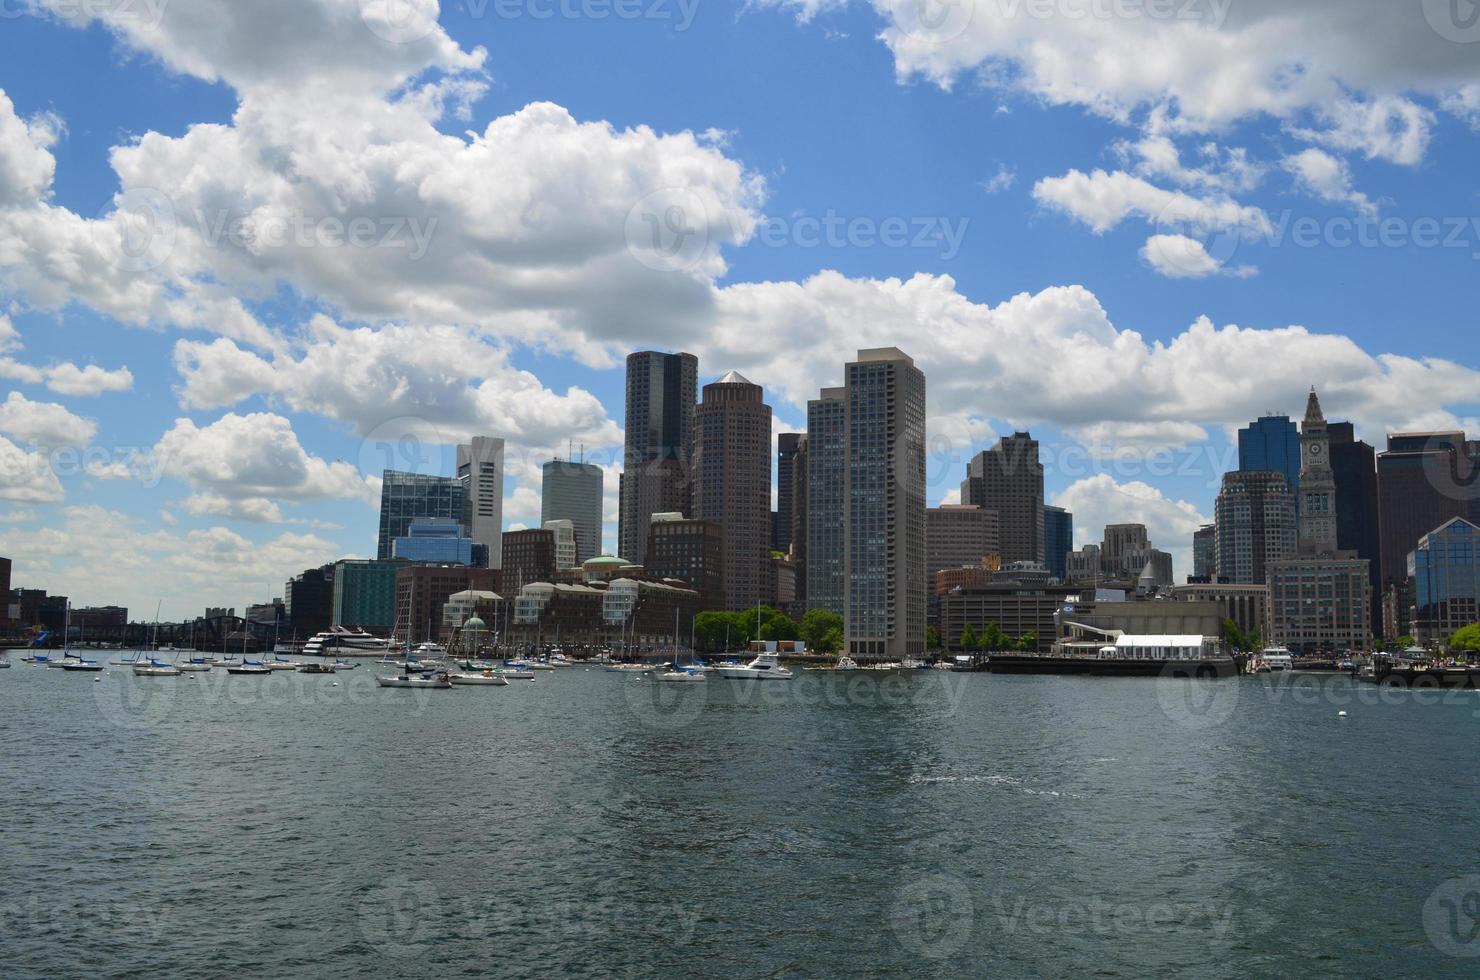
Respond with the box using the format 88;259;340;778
43;363;135;396
0;392;96;446
0;435;64;502
1281;149;1377;218
1033;169;1272;238
1052;474;1210;578
1140;234;1255;280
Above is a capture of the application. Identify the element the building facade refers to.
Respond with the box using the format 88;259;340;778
285;564;336;638
844;348;927;660
805;388;847;615
544;519;578;570
1297;391;1339;555
395;565;500;643
645;516;724;609
457;436;504;569
693;371;772;612
775;433;802;554
1266;556;1371;654
790;435;808;604
940;583;1078;653
332;559;407;634
1043;506;1073;582
1239;414;1300;496
1215;470;1297;585
926;505;1001;582
961;432;1044;564
377;470;464;561
1409;518;1480;644
1329;421;1382;637
1172;582;1269;639
501;529;557;595
541;458;604;564
392;518;476;565
1192;524;1217;581
618;350;698;564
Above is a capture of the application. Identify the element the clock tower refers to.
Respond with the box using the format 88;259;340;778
1298;388;1338;555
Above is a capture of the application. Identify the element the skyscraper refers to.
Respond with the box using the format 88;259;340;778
961;433;1044;564
844;348;927;660
791;435;809;605
1214;470;1297;585
806;388;846;614
1043;506;1073;581
1297;390;1338;555
1329;421;1381;635
775;433;802;554
457;436;504;569
618;350;698;563
541;458;603;563
1192;524;1217;580
1239;414;1300;496
1102;524;1151;576
926;505;1000;580
377;470;465;561
1409;517;1480;643
693;371;772;612
1377;432;1477;587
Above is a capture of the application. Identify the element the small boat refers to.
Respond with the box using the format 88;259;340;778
713;653;795;681
297;662;337;674
805;655;864;673
332;659;359;670
652;664;706;683
62;657;105;672
177;658;213;672
377;670;452;689
449;670;509;686
266;657;298;671
499;661;537;680
226;659;272;675
133;658;181;677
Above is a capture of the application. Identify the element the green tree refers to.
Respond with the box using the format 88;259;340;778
959;624;978;651
926;625;942;651
760;614;800;642
819;627;844;655
694;611;732;653
980;623;1010;651
1449;624;1480;655
1221;618;1261;653
1017;630;1038;652
800;609;844;651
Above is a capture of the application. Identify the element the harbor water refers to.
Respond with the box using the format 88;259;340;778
3;664;1479;977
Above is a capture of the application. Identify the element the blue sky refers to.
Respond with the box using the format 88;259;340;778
0;0;1478;618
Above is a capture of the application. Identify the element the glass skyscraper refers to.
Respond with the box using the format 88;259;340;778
541;459;604;564
392;518;476;565
1043;505;1073;581
377;471;465;560
1409;517;1480;643
1238;415;1300;496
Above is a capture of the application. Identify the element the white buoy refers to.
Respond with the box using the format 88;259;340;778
94;677;101;683
331;682;339;687
1338;710;1347;717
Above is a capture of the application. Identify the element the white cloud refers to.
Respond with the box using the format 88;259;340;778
0;91;58;207
0;435;63;502
1033;169;1271;238
0;391;96;446
1052;474;1210;579
153;412;373;504
1281;149;1377;218
980;163;1016;194
1140;234;1256;280
181;493;287;523
44;363;135;396
1291;97;1435;168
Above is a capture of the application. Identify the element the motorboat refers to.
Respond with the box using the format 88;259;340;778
62;657;105;672
652;664;706;683
376;670;452;689
302;626;397;658
805;655;864;673
1259;647;1293;672
331;659;360;670
133;658;181;677
297;662;337;674
714;653;795;681
449;669;510;686
499;661;537;680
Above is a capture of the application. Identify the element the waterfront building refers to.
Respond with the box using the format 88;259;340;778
1172;582;1269;640
775;433;802;554
285;564;336;638
1297;390;1339;555
0;556;9;631
1409;518;1480;644
1329;422;1382;637
939;582;1078;653
618;350;698;564
457;436;504;569
1265;556;1371;654
1239;414;1300;496
926;505;1000;582
507;577;699;655
1192;524;1217;581
501;528;557;595
805;388;846;614
332;559;408;634
1043;506;1073;581
767;555;797;617
790;435;808;602
645;515;724;609
693;371;772;612
541;458;603;564
395;565;500;643
392;518;476;565
934;561;1000;596
1214;471;1297;584
377;470;464;561
442;590;503;639
545;519;578;570
961;432;1044;564
1057;598;1223;642
1065;545;1103;584
844;348;927;661
72;605;128;629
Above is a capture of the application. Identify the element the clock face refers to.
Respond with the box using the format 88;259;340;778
1309;443;1323;457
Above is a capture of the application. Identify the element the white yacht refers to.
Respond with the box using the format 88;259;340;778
133;658;181;677
653;665;706;683
1259;647;1294;672
714;653;795;681
302;627;397;657
377;670;452;689
449;669;510;686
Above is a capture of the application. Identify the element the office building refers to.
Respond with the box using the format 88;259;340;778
693;371;772;611
1065;545;1103;584
501;529;557;595
961;432;1044;564
456;436;504;569
1192;524;1217;581
1215;470;1297;584
1173;582;1268;639
377;470;464;561
72;606;128;629
0;556;9;630
285;564;336;638
541;458;603;563
393;518;476;565
545;519;578;569
1376;432;1480;617
844;348;927;660
1409;517;1480;644
805;388;847;614
940;582;1078;653
1101;524;1151;578
1297;390;1339;555
1266;556;1371;654
791;435;808;603
775;433;802;554
395;565;500;643
1239;414;1300;496
1329;421;1382;636
1043;506;1073;581
618;350;698;564
645;515;724;609
332;559;406;634
926;505;1000;581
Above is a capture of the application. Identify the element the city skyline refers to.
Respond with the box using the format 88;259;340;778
2;4;1480;619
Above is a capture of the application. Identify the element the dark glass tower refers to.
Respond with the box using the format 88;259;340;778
618;350;698;563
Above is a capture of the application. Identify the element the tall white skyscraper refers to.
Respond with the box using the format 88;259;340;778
844;348;927;661
457;436;505;569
